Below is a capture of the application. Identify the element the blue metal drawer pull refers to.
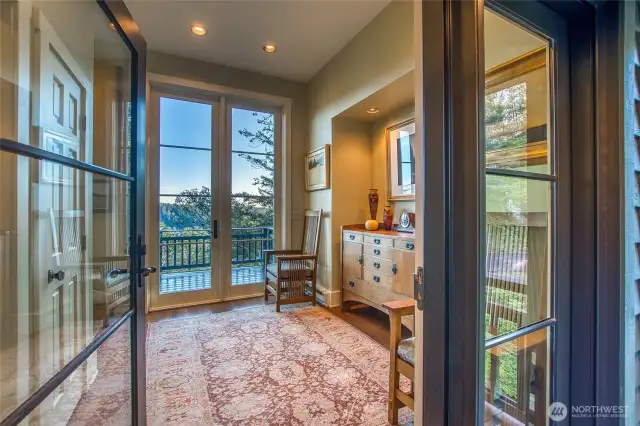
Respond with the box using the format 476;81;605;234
374;262;380;269
392;264;397;275
349;280;355;288
349;235;355;240
406;243;414;250
373;238;381;244
373;249;381;256
373;275;380;283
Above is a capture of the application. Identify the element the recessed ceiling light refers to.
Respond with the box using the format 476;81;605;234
262;43;277;53
366;108;380;114
191;24;207;36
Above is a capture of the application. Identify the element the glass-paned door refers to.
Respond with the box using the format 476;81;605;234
483;6;565;425
149;94;222;309
0;1;147;424
223;106;279;299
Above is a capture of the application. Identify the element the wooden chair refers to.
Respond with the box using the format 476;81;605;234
384;299;415;425
264;209;322;312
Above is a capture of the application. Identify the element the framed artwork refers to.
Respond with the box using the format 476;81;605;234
387;118;416;200
305;145;330;191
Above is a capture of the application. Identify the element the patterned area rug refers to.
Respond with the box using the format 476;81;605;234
146;305;413;425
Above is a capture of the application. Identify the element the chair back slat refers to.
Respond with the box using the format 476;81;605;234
301;210;322;256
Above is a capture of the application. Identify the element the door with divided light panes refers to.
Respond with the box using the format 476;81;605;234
0;0;149;424
418;0;584;423
147;94;281;310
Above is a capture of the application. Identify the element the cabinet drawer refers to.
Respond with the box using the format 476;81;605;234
363;244;394;260
394;238;416;251
343;278;400;304
364;235;394;247
344;232;364;243
363;269;393;290
363;255;395;276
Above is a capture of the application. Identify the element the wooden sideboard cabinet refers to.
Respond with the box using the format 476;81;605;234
341;225;415;330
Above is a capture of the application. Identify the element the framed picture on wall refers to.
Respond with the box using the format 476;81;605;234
387;118;416;200
305;145;330;191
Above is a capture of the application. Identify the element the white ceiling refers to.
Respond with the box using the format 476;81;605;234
124;0;392;82
338;70;414;123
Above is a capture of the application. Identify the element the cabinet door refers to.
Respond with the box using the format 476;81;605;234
343;241;363;280
393;249;415;297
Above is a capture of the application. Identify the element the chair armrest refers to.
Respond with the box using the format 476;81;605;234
383;299;415;317
264;249;302;264
276;254;316;262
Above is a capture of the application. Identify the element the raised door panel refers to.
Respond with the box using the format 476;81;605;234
393;249;415;297
342;240;363;280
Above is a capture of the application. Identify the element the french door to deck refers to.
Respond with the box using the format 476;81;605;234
149;93;279;310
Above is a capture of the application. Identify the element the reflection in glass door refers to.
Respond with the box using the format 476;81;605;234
151;95;220;309
0;0;146;424
483;6;563;425
224;106;277;299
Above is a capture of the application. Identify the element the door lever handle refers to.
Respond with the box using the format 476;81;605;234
141;266;157;277
48;269;65;284
108;268;128;279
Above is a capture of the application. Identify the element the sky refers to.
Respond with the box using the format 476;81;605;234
159;97;273;199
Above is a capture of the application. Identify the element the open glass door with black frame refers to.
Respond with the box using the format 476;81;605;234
0;1;148;424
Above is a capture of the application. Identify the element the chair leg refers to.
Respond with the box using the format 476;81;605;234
311;277;317;306
389;366;400;425
276;278;281;312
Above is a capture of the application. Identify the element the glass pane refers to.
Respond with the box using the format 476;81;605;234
0;1;132;174
0;153;131;419
484;327;550;426
160;97;212;149
486;175;550;337
160;146;211;195
231;108;275;154
484;9;550;173
19;320;131;425
231;153;274;196
230;108;274;287
159;196;211;294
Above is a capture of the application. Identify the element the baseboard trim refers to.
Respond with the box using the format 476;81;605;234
316;285;341;308
148;293;264;312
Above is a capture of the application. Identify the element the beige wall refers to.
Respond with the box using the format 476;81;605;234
147;50;309;245
307;0;414;299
